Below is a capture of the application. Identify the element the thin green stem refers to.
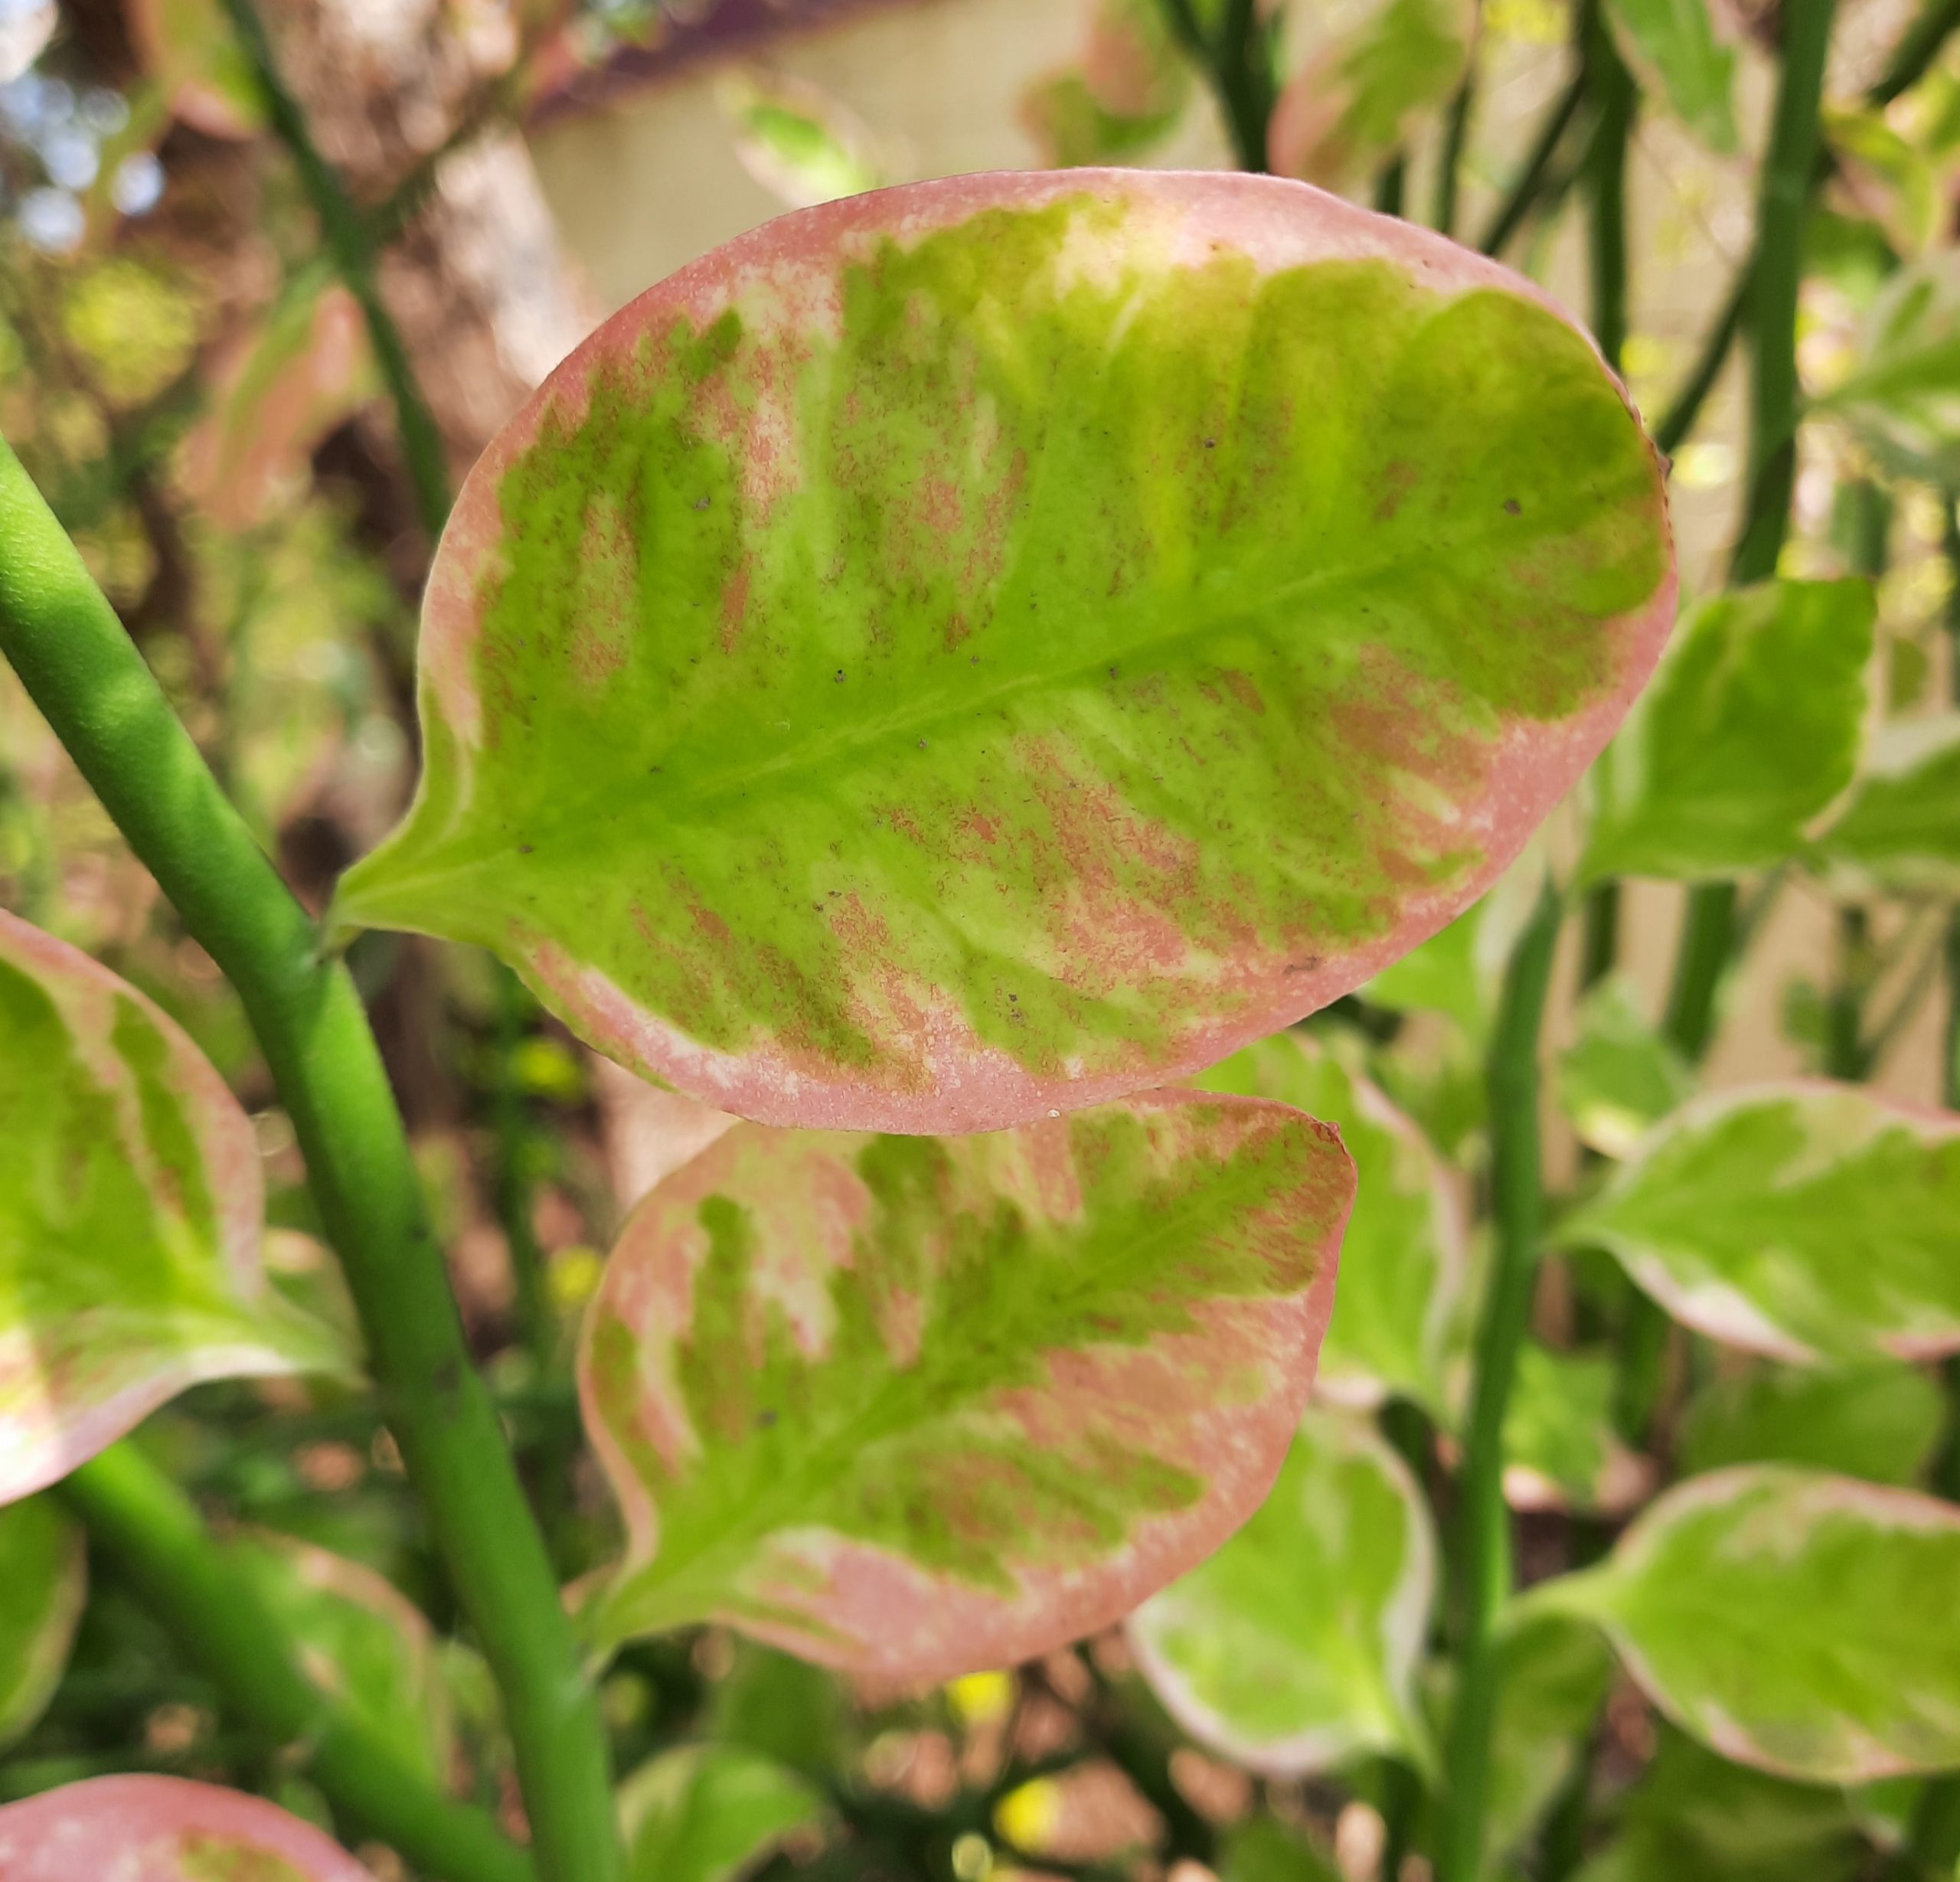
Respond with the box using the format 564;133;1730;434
1437;881;1562;1882
61;1444;534;1882
1431;51;1478;237
0;437;621;1882
1375;152;1409;217
216;0;452;541
1652;269;1746;456
1478;61;1587;257
1158;0;1276;171
1871;0;1960;102
1662;881;1738;1061
1583;11;1635;376
1579;881;1619;990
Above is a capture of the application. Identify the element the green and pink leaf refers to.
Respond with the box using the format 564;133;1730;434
333;169;1674;1132
0;912;341;1505
0;1775;375;1880
577;1091;1352;1682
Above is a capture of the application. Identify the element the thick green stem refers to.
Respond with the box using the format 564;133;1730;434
216;0;452;541
0;438;621;1882
1437;881;1562;1882
61;1444;534;1882
1662;881;1737;1061
1579;881;1619;990
1583;14;1635;376
1478;63;1587;257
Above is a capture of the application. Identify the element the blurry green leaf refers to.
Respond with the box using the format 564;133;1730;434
708;1642;849;1780
60;259;202;408
1524;1467;1960;1782
619;1744;826;1882
716;71;883;209
1272;0;1474;188
1197;1031;1464;1415
1481;1613;1616;1876
1824;108;1941;259
0;1496;84;1752
1129;1408;1437;1775
580;1099;1350;1681
1557;976;1694;1159
232;1530;453;1782
1604;0;1736;149
0;911;344;1505
1502;1341;1649;1514
1811;713;1960;896
1573;1727;1869;1881
1821;253;1960;487
1560;1083;1960;1364
1022;0;1191;166
1677;1361;1945;1487
1218;1815;1343;1882
1580;580;1873;884
128;0;264;136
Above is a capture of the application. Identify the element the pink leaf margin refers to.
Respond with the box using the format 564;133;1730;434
370;166;1677;1135
0;1774;376;1880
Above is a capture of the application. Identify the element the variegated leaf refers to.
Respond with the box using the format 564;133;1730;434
578;1093;1351;1682
1196;1031;1463;1413
1811;713;1960;897
620;1744;827;1882
0;1775;375;1880
1603;0;1738;151
233;1531;453;1784
0;1495;84;1752
332;169;1674;1134
1521;1466;1960;1782
1127;1407;1436;1775
1021;0;1192;168
0;911;342;1505
1558;1083;1960;1365
1579;580;1873;885
1818;252;1960;488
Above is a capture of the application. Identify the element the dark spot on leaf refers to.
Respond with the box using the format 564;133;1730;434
1504;498;1521;515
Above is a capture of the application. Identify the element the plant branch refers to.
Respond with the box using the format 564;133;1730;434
216;0;452;541
1156;0;1276;171
1432;47;1479;237
0;437;621;1882
1437;879;1562;1882
1478;61;1587;257
61;1443;534;1882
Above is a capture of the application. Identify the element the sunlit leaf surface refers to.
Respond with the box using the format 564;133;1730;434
334;169;1674;1132
0;911;342;1505
1128;1407;1436;1774
579;1093;1351;1681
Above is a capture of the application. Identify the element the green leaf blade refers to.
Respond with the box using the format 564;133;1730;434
1561;1082;1960;1365
1579;579;1873;885
0;1495;84;1752
1194;1030;1464;1414
335;170;1674;1132
1127;1407;1437;1775
577;1091;1353;1681
621;1744;827;1882
1530;1466;1960;1783
0;911;342;1504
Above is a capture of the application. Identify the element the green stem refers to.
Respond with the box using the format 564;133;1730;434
1431;54;1478;237
60;1444;534;1882
1661;881;1737;1061
1730;0;1838;587
1156;0;1275;172
1583;10;1635;377
216;0;452;541
1478;61;1587;257
1653;269;1746;456
1437;881;1562;1882
1578;881;1619;990
492;963;554;1374
1871;0;1960;101
1375;152;1409;217
0;438;621;1882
